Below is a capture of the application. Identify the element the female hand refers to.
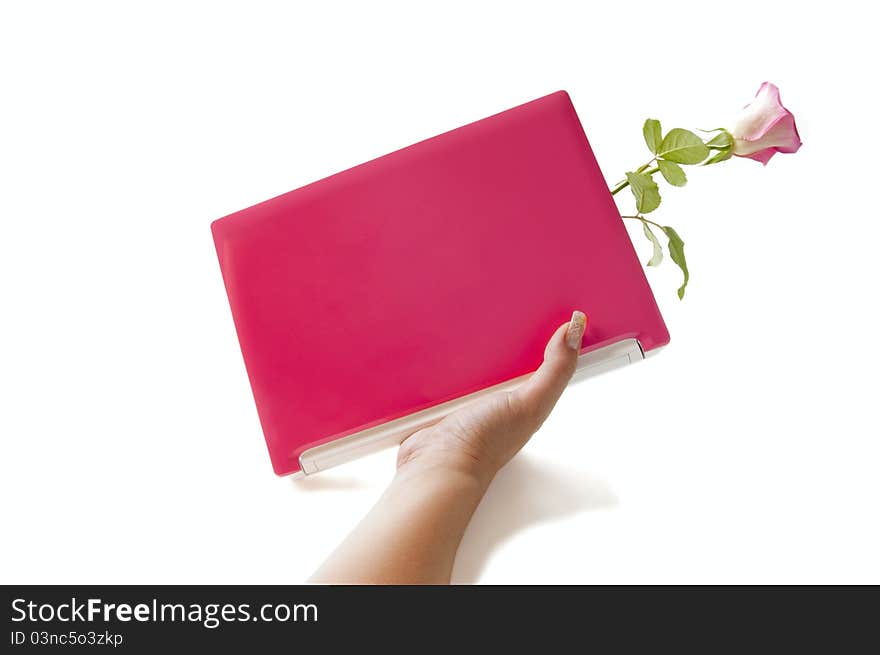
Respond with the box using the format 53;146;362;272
396;310;588;487
311;311;587;584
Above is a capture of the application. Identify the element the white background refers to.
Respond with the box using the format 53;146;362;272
1;1;877;584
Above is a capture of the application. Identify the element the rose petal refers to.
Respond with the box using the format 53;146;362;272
731;82;789;142
734;113;802;165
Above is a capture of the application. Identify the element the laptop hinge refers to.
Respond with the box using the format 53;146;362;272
297;338;646;476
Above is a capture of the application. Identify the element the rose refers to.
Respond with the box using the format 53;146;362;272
730;82;802;165
610;82;802;299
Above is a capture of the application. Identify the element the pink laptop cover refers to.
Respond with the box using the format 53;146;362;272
212;91;669;476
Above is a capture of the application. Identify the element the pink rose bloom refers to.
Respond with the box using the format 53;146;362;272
731;82;802;164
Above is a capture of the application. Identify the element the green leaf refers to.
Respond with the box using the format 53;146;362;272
706;130;733;149
626;171;661;213
662;226;689;299
657;128;710;164
643;119;662;154
658;159;687;187
642;222;663;266
703;149;733;166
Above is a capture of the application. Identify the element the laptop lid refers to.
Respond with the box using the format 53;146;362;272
212;91;669;476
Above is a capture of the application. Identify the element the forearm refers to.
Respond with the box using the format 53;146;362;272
309;465;489;584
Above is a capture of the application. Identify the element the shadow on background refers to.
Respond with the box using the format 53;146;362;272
452;454;617;583
291;474;371;492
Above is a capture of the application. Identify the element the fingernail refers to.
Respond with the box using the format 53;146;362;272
565;311;587;351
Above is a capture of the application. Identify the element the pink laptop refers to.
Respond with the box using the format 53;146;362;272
212;91;669;477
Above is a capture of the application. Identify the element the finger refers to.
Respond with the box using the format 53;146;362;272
511;310;587;426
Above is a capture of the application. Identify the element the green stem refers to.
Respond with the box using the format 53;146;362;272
609;158;656;196
620;214;664;230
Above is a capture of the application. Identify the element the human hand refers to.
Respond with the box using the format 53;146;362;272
311;311;587;584
396;310;588;489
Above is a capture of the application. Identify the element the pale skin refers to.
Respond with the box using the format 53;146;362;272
310;310;587;584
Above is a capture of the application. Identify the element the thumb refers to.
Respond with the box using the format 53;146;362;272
511;310;587;427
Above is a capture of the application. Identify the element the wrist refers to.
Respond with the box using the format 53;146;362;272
393;449;495;498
